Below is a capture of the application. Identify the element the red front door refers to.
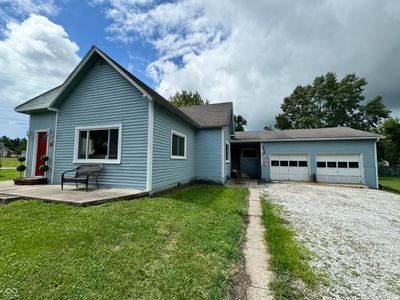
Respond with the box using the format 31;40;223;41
35;132;48;176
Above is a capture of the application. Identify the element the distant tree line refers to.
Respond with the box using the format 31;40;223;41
0;135;27;154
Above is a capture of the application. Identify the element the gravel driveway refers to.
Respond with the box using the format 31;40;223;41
262;183;400;299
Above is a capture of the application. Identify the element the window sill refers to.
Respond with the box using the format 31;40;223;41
171;156;186;160
73;159;121;165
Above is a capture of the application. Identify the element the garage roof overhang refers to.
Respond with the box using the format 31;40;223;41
230;137;380;143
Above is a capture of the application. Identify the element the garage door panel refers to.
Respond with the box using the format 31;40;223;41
270;154;309;182
316;154;362;184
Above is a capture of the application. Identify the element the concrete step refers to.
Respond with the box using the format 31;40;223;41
0;193;21;204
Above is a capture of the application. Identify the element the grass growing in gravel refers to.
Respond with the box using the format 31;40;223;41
0;185;248;299
379;176;400;194
261;196;320;299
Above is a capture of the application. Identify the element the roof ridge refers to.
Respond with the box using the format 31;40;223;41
93;46;201;128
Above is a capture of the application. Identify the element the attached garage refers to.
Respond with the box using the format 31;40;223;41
316;154;363;184
270;154;309;181
232;127;380;189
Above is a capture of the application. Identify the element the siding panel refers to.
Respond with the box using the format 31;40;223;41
152;103;195;192
261;140;378;188
195;128;223;183
53;58;148;189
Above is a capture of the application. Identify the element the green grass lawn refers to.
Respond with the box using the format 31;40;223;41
379;176;400;194
0;158;19;168
0;185;248;299
0;158;20;181
261;196;321;299
0;169;20;181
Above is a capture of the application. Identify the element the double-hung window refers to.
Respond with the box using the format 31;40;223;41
74;124;121;163
171;130;186;159
225;142;230;163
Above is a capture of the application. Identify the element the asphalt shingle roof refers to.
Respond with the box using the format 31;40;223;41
178;102;233;128
234;127;380;141
15;46;233;129
15;85;63;113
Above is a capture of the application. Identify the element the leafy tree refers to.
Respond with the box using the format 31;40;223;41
234;115;247;131
0;136;27;154
264;125;273;131
16;138;27;154
377;118;400;165
275;72;391;131
169;90;209;107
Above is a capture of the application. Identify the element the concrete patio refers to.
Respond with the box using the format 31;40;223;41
0;181;148;206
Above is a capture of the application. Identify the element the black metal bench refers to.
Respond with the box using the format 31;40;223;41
61;164;102;192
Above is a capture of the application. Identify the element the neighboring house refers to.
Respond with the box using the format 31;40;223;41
15;46;380;191
0;142;14;158
0;142;5;158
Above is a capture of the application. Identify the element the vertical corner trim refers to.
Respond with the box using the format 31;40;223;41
221;128;224;180
51;111;58;184
374;140;378;189
146;100;154;191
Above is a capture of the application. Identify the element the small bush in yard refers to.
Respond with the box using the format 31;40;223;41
16;157;26;178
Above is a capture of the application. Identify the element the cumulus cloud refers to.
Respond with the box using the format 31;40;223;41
0;14;80;137
96;0;400;129
0;0;58;25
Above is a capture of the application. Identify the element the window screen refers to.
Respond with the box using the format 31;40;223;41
77;127;119;160
171;133;185;158
225;143;230;162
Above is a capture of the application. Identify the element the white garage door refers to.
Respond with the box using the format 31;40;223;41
270;154;310;181
316;154;363;184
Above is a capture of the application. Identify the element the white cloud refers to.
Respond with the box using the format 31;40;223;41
0;0;58;25
98;0;400;129
0;14;80;137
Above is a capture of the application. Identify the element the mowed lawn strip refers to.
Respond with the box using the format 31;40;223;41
0;158;20;181
0;185;248;299
379;176;400;194
0;158;19;167
261;196;320;299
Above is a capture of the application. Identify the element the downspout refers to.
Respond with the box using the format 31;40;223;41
146;98;154;192
374;138;380;189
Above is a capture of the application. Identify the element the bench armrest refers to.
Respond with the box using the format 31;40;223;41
62;168;78;178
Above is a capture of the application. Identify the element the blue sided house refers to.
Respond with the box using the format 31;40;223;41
15;46;380;192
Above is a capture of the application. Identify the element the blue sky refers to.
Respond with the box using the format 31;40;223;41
1;0;400;138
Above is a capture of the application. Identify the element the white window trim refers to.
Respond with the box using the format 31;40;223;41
31;129;50;177
225;141;230;163
170;130;187;160
73;124;122;164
